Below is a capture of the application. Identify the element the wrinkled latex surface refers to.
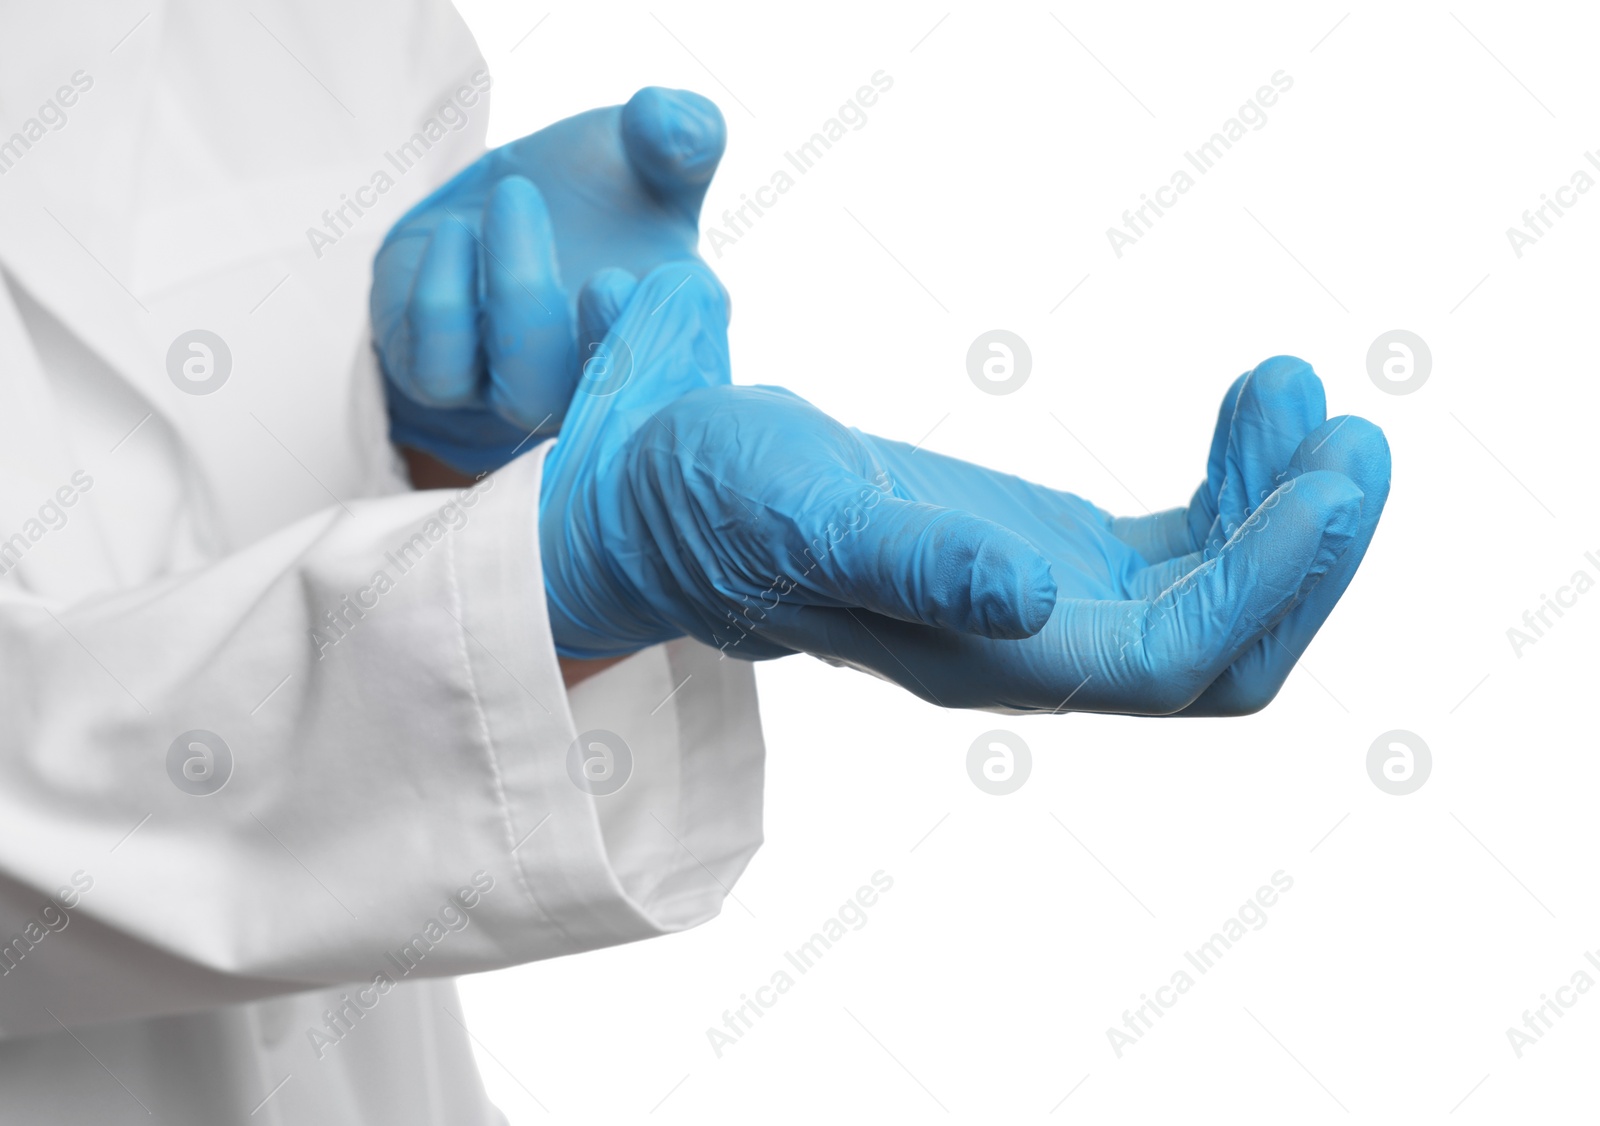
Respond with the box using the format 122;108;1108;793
540;264;1391;716
374;87;727;474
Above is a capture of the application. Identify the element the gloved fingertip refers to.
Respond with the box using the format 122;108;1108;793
1293;415;1391;481
1245;354;1327;419
970;535;1058;639
896;508;1058;640
1279;470;1363;589
621;87;727;202
1250;354;1314;379
631;259;729;321
1008;554;1059;639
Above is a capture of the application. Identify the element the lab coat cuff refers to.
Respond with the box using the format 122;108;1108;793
448;443;765;958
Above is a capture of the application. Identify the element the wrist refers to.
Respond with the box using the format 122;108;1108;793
558;653;629;687
539;456;682;660
383;371;546;478
401;446;475;490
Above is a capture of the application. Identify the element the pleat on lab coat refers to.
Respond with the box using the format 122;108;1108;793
0;3;765;1122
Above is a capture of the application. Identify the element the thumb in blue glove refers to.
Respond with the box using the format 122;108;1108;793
538;261;1061;661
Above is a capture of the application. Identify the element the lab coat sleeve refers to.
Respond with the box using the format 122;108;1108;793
0;445;764;1039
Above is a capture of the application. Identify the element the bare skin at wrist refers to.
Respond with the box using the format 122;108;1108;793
400;446;625;689
401;446;477;491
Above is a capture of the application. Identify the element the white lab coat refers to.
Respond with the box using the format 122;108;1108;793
0;3;764;1122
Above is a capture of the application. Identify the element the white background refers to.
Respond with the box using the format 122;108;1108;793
451;2;1599;1122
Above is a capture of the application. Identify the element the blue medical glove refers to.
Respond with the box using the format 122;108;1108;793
541;262;1387;716
1157;360;1392;715
780;357;1392;715
373;87;727;476
540;260;1061;662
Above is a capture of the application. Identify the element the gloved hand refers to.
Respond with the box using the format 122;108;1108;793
786;359;1392;715
373;86;727;476
541;261;1390;715
540;260;1061;663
